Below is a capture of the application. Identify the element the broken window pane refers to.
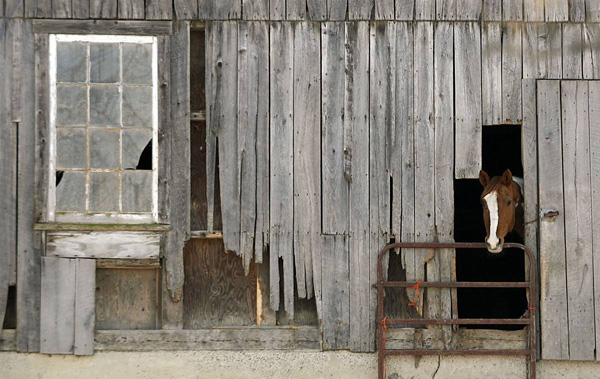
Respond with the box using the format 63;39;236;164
122;171;152;212
56;85;87;126
90;43;120;84
89;172;120;212
89;85;120;126
56;171;86;212
122;129;152;169
56;128;86;169
89;128;120;169
57;42;87;83
122;86;152;128
122;44;152;85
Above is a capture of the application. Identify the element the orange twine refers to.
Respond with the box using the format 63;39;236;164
408;279;424;307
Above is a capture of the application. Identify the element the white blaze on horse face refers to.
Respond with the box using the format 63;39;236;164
484;191;501;250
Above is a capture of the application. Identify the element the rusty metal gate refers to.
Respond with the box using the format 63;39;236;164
375;242;537;379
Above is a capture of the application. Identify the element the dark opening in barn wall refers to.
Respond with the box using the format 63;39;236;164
454;125;527;330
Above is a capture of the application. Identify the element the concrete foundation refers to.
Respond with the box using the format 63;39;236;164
1;351;600;378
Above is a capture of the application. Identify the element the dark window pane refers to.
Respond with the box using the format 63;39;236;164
122;129;152;169
57;42;87;83
89;128;120;169
89;85;120;126
90;43;120;83
56;128;86;169
122;44;152;85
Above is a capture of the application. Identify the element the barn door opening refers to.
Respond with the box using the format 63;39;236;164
454;125;528;329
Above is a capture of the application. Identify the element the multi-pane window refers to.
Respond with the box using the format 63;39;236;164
49;35;158;223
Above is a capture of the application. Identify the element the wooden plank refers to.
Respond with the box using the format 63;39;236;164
70;0;90;19
32;20;173;35
523;23;563;79
0;19;9;335
294;21;321;301
269;0;285;20
306;0;326;20
546;0;568;21
436;0;455;20
256;247;277;325
346;21;371;353
375;0;394;19
269;22;294;316
96;268;158;330
563;23;583;79
537;80;569;360
95;327;321;351
583;24;600;79
322;22;348;235
386;328;527;350
1;330;16;351
46;232;160;259
560;81;595;360
174;0;197;19
321;235;350;350
482;22;502;125
569;0;585;22
74;259;95;356
243;0;268;20
53;0;72;18
587;0;600;21
502;22;522;123
34;223;170;232
4;0;23;17
157;35;171;225
25;0;51;17
348;0;373;20
482;0;501;21
415;0;434;20
456;0;482;20
118;0;145;19
89;0;116;18
145;0;172;20
524;0;544;20
590;81;600;361
287;0;306;20
183;239;256;328
95;259;160;269
205;23;217;232
503;0;523;20
328;0;347;19
454;22;482;179
40;257;76;355
11;19;22;123
433;21;454;345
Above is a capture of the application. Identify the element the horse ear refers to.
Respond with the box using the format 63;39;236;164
501;169;513;185
479;170;490;187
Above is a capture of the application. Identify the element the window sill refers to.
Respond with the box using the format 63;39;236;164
34;223;171;233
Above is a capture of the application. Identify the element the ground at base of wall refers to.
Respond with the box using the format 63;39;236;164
1;351;599;379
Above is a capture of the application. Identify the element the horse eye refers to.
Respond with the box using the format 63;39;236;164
507;200;512;206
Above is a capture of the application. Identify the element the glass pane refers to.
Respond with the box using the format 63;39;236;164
122;86;152;128
89;85;120;126
89;128;120;169
89;172;119;212
122;129;152;169
56;128;86;169
56;85;87;126
57;42;87;83
122;171;152;212
90;43;120;84
56;171;86;211
122;44;152;85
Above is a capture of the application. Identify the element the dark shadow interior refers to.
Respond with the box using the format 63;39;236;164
454;125;528;329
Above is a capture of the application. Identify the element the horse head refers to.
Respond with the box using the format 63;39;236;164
479;169;523;253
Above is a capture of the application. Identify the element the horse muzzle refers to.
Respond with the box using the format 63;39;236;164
485;237;504;253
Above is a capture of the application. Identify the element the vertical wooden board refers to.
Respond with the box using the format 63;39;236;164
183;239;257;328
348;0;374;20
482;22;502;125
205;24;217;232
412;21;434;316
322;22;348;235
269;23;294;316
523;23;563;79
328;0;347;20
243;0;269;20
256;249;276;325
306;0;327;20
74;259;95;356
287;0;306;20
174;0;197;19
546;0;568;21
200;0;241;19
118;0;145;19
502;22;522;123
321;235;350;350
563;23;583;79
433;21;454;343
71;0;90;18
483;0;501;21
4;0;23;17
293;22;320;301
269;0;285;20
96;268;158;330
537;80;569;360
157;35;171;227
583;24;600;79
25;0;51;17
454;22;482;179
90;0;117;18
190;122;208;230
375;0;394;19
346;21;371;352
587;0;600;22
589;81;600;361
560;81;595;360
569;0;585;22
436;0;455;20
40;257;76;355
503;0;523;20
455;0;482;20
524;0;544;20
395;0;414;20
145;0;171;20
415;0;434;20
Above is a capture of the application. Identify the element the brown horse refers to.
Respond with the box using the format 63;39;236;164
479;169;524;253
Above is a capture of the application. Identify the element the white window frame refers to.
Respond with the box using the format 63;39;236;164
48;34;159;224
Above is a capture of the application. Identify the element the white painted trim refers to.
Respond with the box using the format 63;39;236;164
48;34;57;221
56;213;155;224
55;34;155;44
151;36;159;223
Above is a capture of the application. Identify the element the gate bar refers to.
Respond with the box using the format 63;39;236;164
376;242;536;379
